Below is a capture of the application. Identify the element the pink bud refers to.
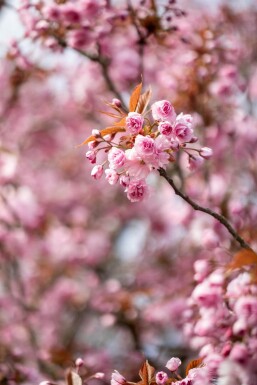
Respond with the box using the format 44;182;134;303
86;150;96;164
120;174;130;188
91;165;103;179
92;129;101;137
112;98;122;108
111;370;126;385
75;358;84;367
165;357;181;372
199;147;213;159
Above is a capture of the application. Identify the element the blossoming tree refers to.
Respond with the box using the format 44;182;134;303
0;1;257;385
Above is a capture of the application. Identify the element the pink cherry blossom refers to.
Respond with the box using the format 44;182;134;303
151;100;176;122
134;135;156;160
126;112;144;135
126;179;149;202
105;169;119;185
108;147;126;170
158;121;173;136
173;113;193;143
155;372;168;385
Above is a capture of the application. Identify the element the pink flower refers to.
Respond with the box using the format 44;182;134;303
105;169;119;185
173;113;193;143
155;371;168;385
108;147;126;169
91;165;103;179
125;148;150;179
165;357;181;372
111;370;126;385
134;135;156;159
126;112;144;135
151;100;176;122
199;147;213;159
158;121;173;136
126;179;149;202
86;150;96;164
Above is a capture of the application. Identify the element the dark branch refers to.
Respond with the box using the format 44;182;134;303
159;168;251;250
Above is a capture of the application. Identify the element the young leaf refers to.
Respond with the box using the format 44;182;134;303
66;370;82;385
185;358;203;376
77;126;125;147
227;248;257;271
99;111;121;119
129;83;142;112
100;126;126;136
139;360;155;385
115;117;127;126
136;87;152;114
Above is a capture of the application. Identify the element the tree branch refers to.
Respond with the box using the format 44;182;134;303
159;168;251;250
57;38;126;107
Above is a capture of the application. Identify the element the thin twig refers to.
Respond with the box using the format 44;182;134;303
159;168;251;250
57;37;126;107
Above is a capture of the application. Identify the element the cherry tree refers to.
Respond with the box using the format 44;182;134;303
0;1;257;385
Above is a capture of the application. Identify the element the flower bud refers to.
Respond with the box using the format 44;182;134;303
199;147;213;159
92;129;101;138
112;98;122;108
86;150;96;164
91;165;103;179
111;370;126;385
165;357;181;372
75;358;84;367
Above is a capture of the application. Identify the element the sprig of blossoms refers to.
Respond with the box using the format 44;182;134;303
110;358;206;385
81;84;212;202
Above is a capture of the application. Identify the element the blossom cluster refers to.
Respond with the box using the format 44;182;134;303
111;358;206;385
183;261;257;384
85;94;212;202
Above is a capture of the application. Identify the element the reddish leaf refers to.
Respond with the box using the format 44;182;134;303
101;126;126;136
185;358;203;376
99;110;121;119
139;360;155;385
66;371;82;385
136;87;152;114
77;126;125;147
227;248;257;271
115;117;127;126
129;83;142;112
